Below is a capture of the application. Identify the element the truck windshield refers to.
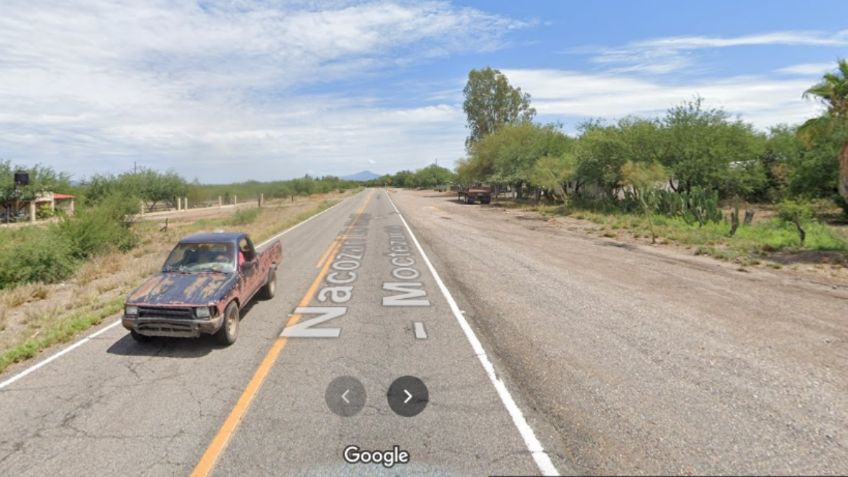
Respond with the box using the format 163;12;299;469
163;242;236;273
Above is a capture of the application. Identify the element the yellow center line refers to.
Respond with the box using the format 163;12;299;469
316;197;370;268
315;238;339;268
190;191;373;477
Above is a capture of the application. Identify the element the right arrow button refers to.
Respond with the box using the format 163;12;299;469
387;376;428;417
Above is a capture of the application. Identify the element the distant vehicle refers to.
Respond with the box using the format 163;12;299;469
457;184;492;204
122;232;282;345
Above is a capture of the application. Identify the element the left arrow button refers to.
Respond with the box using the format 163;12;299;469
325;376;366;417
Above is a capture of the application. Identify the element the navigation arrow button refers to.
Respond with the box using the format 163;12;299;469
387;376;428;417
325;376;365;417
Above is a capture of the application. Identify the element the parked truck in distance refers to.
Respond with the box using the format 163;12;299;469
457;184;492;204
122;232;282;345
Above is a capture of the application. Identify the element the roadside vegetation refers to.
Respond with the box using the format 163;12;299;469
370;163;457;189
0;163;355;374
84;167;359;209
379;61;848;268
0;168;361;290
187;175;360;206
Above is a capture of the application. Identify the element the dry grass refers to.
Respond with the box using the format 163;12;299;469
1;283;51;308
0;190;352;374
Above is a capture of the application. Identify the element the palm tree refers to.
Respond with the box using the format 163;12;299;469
802;59;848;198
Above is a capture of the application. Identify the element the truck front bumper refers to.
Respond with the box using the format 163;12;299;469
122;314;223;338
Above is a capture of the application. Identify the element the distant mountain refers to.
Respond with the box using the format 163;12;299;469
341;170;381;182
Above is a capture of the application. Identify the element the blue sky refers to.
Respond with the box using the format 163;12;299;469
1;1;846;183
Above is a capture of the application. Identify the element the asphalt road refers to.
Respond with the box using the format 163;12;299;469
1;188;846;476
0;189;555;476
391;189;848;475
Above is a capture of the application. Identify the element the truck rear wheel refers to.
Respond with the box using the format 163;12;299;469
259;269;277;300
215;301;239;346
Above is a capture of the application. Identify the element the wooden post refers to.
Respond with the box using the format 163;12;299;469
69;198;75;215
259;193;264;207
218;196;223;207
233;194;237;206
29;201;36;222
177;197;182;211
140;200;145;216
184;197;188;210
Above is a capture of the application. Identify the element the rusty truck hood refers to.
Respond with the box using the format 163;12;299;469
127;272;236;306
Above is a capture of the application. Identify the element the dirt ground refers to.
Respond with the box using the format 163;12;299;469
482;192;848;285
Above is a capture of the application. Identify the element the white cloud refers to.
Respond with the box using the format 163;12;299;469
776;62;839;76
0;0;523;181
575;30;848;74
503;69;822;130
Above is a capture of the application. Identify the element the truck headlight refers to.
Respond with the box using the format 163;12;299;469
195;307;211;319
125;305;138;317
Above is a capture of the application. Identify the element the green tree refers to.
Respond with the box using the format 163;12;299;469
757;125;802;202
0;161;72;204
391;170;414;188
787;138;841;199
465;122;571;198
84;168;187;210
801;59;848;200
410;164;456;189
620;160;667;243
0;161;72;222
463;67;536;148
660;98;765;198
530;153;578;203
617;117;668;165
573;123;629;198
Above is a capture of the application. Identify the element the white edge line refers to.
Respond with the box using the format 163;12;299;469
0;193;356;391
384;189;560;476
256;194;352;249
0;320;123;390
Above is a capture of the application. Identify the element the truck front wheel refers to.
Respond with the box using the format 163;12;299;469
215;301;239;346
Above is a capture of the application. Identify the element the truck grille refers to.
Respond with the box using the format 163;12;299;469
138;306;194;320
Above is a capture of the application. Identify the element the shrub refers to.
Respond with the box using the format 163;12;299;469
777;199;815;246
0;230;76;289
0;194;139;289
227;208;261;226
36;203;55;220
56;194;138;259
